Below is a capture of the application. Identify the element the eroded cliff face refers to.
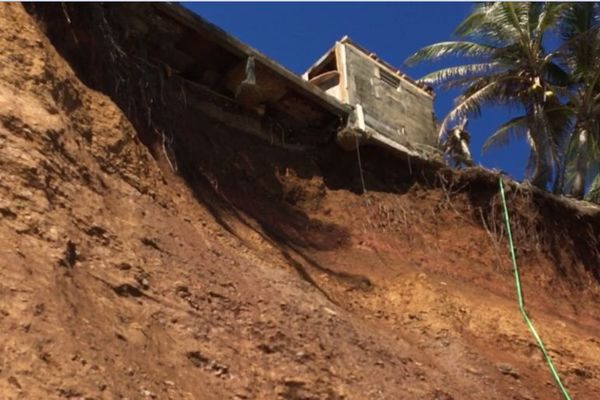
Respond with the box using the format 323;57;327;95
1;3;599;399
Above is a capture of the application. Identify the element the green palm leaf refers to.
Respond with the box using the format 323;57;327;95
482;115;529;153
438;77;515;139
418;63;503;86
405;41;496;66
536;3;569;34
585;169;600;203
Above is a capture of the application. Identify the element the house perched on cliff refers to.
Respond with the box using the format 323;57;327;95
62;3;439;160
304;37;438;157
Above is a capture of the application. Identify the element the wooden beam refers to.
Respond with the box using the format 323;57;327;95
153;3;351;118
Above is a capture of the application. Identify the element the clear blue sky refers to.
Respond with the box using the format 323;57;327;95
185;2;530;181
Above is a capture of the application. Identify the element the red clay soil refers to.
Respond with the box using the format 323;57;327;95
1;4;600;399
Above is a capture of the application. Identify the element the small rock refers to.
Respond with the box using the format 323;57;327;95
209;360;229;377
497;362;520;379
140;278;150;290
283;378;305;387
433;389;454;400
322;307;337;316
175;284;190;298
186;351;209;368
258;343;276;354
116;262;132;271
33;303;45;316
61;240;77;268
571;366;593;379
8;376;22;390
399;357;412;365
465;366;480;375
113;283;144;298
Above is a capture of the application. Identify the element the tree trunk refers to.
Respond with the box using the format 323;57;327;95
530;134;548;189
570;129;588;199
552;152;565;194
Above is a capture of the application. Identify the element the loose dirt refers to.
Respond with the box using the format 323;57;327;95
1;4;599;399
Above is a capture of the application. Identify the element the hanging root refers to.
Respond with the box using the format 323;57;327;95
156;128;177;173
478;207;504;272
434;169;469;222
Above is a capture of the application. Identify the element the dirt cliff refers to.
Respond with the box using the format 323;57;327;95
1;3;599;399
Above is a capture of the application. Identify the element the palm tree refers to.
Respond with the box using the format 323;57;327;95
556;3;600;200
405;2;570;188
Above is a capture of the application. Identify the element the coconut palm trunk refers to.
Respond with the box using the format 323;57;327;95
570;129;588;198
529;131;550;189
529;100;556;189
552;152;566;194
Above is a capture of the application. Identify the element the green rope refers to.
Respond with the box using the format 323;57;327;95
498;177;572;400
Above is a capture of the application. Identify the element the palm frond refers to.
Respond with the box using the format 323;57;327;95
543;61;571;87
536;3;570;36
560;2;596;41
438;77;515;139
454;4;488;38
418;62;503;86
482;114;530;153
404;41;496;66
562;136;600;197
455;3;505;38
537;104;573;171
456;3;521;45
557;3;600;77
498;2;530;45
584;167;600;203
